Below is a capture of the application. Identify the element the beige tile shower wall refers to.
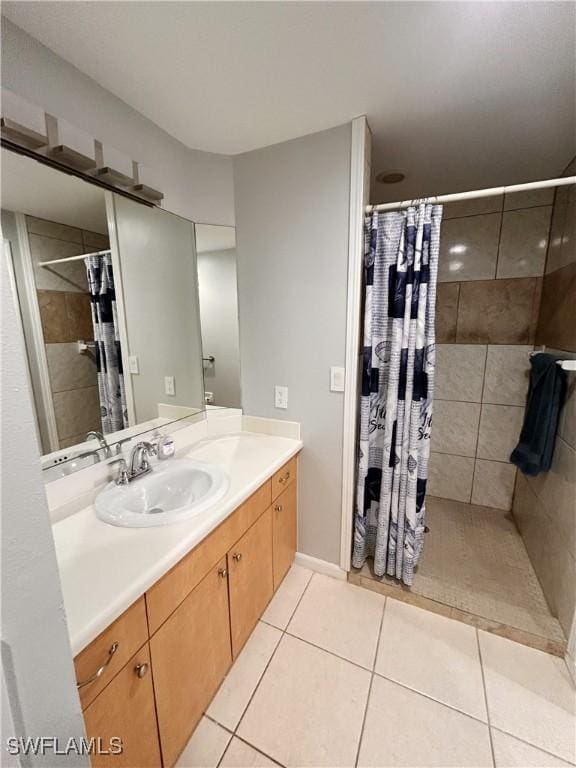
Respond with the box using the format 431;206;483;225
512;168;576;638
26;215;107;448
428;189;553;509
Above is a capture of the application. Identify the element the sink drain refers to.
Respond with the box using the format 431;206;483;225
147;507;164;514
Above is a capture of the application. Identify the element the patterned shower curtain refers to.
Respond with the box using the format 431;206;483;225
352;203;443;585
85;252;129;434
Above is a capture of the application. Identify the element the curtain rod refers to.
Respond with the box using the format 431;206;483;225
366;176;576;213
38;249;110;267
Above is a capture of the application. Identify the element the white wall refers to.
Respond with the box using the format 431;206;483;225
234;123;351;566
1;255;87;766
197;249;241;408
1;18;234;226
113;195;205;422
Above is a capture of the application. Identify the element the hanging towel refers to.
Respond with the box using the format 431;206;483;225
510;353;567;476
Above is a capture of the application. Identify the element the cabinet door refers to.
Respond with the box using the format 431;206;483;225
150;558;232;767
272;479;297;590
228;508;273;657
83;644;161;768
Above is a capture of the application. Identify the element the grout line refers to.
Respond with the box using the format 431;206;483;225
229;570;316;742
231;733;285;767
354;597;386;767
488;724;576;765
493;193;506;281
476;628;496;768
470;343;490;503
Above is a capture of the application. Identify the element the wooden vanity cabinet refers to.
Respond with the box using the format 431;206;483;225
150;558;232;768
228;507;274;657
83;643;161;768
76;456;298;768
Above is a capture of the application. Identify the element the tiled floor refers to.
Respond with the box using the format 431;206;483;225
176;566;576;768
352;496;566;650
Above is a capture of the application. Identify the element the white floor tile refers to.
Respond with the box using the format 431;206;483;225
237;634;371;767
220;738;279;767
375;598;487;720
175;717;231;768
358;676;493;767
207;622;282;730
491;729;574;767
287;573;385;669
261;564;313;629
479;631;576;763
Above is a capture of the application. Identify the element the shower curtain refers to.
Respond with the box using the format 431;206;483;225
352;203;443;585
85;252;129;434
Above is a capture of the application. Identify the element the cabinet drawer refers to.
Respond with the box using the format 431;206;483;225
150;559;232;767
146;481;271;634
271;457;297;501
83;643;161;767
74;597;148;710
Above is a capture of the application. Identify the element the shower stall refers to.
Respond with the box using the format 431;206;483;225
350;163;576;657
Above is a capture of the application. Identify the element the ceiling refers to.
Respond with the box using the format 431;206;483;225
1;149;108;233
3;2;575;202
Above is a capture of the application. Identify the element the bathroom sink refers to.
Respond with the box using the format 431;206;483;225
95;458;229;528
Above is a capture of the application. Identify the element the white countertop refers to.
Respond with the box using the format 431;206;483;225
52;429;302;655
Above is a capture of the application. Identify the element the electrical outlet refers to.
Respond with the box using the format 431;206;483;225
274;385;288;409
164;376;175;396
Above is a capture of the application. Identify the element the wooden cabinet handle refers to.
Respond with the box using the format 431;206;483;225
218;567;228;578
134;662;149;678
274;504;283;512
278;471;291;485
232;552;242;562
77;641;119;689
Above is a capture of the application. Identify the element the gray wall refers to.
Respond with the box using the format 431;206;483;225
1;19;234;226
1;254;87;766
197;249;241;408
234;123;351;565
114;196;205;422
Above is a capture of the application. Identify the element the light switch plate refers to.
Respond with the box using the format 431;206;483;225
330;366;345;392
274;385;288;409
128;355;139;375
164;376;175;396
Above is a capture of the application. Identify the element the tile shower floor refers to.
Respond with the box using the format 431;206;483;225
177;566;576;768
350;496;566;652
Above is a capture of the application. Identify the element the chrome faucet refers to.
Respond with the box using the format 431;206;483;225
128;441;157;479
86;430;112;459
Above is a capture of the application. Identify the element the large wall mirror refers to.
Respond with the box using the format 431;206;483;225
1;148;208;478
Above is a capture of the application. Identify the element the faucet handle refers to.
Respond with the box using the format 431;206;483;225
114;438;132;456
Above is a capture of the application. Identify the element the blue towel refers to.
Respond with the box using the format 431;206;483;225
510;353;567;476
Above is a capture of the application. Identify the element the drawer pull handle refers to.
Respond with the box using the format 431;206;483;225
218;567;228;578
279;471;291;484
134;662;149;679
77;642;119;689
274;504;283;512
232;552;242;562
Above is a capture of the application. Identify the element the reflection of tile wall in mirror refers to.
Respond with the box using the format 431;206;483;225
2;147;209;479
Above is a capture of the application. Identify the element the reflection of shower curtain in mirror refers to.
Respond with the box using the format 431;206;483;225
353;203;443;585
85;253;128;434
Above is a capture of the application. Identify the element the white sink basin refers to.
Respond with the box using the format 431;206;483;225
95;459;229;528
